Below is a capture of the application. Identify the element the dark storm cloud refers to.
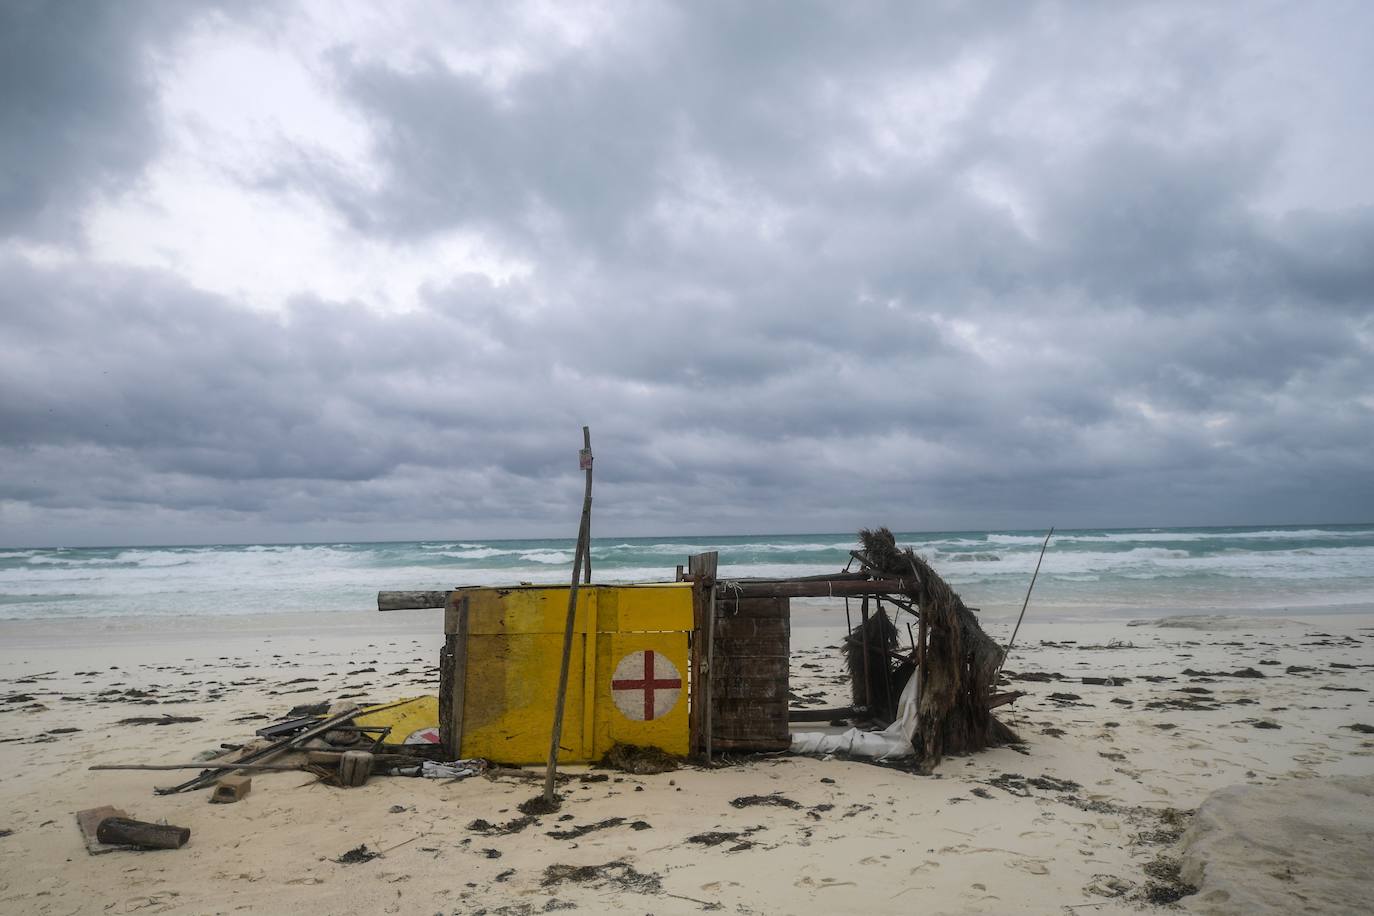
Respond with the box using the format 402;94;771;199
1;1;1372;545
0;1;234;240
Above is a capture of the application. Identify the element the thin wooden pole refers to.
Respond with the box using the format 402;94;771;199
859;595;872;711
544;427;593;805
876;598;893;719
1005;527;1053;660
582;491;592;585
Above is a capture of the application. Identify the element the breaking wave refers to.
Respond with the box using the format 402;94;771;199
2;523;1371;619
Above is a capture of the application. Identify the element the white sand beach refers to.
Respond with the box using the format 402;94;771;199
1;608;1372;915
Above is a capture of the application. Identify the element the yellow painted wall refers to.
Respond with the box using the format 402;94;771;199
448;583;692;764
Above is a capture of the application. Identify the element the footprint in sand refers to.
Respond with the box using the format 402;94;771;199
908;860;941;874
1008;857;1051;875
795;876;858;889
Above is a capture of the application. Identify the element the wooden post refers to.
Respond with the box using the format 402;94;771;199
859;595;872;710
441;594;470;760
544;427;593;805
687;552;719;760
876;598;893;718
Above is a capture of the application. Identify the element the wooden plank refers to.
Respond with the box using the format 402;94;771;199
76;806;130;855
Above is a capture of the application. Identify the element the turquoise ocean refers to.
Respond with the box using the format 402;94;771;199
2;524;1372;621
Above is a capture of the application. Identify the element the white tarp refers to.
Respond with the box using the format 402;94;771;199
789;669;920;760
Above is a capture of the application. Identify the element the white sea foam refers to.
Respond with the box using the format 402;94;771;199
434;547;514;560
520;550;574;564
3;526;1372;620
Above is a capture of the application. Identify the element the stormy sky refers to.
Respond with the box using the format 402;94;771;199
2;1;1372;547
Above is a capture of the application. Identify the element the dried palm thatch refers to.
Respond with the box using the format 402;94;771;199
859;527;1018;771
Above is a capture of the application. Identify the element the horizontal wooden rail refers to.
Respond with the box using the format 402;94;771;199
718;578;912;599
378;590;449;611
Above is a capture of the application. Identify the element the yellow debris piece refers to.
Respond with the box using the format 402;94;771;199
353;695;441;747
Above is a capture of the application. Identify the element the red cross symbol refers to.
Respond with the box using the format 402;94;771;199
611;650;683;721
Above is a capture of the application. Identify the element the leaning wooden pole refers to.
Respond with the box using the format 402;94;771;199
544;427;594;805
1004;526;1053;661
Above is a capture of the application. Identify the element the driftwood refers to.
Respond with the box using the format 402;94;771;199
96;817;190;850
859;528;1018;771
156;698;417;795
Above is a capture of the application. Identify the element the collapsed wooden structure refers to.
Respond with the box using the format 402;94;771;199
378;528;1019;772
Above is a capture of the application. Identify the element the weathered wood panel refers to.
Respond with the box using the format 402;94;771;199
710;596;789;751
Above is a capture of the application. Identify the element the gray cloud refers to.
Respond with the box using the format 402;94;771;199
0;1;236;240
1;1;1372;546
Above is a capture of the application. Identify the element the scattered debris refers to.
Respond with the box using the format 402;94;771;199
984;773;1081;797
547;817;631;840
1181;667;1264;679
116;715;203;726
211;775;251;804
729;793;801;809
687;831;746;847
1138;856;1197;905
469;816;537;836
542;861;662;894
599;743;680;775
338;750;374;787
519;795;562;816
334;844;381;864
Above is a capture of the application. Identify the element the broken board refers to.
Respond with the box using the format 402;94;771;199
75;806;132;855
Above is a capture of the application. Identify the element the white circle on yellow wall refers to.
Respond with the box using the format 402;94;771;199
611;650;683;721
